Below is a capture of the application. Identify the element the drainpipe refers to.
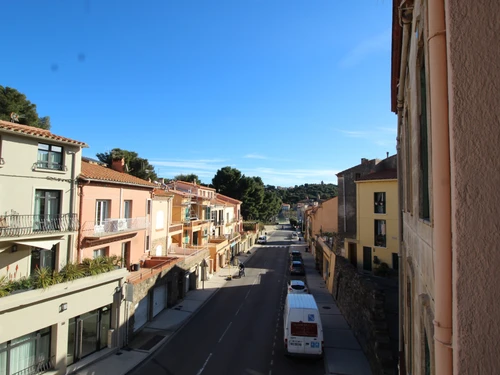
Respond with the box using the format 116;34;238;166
67;151;77;264
396;6;412;375
428;1;453;374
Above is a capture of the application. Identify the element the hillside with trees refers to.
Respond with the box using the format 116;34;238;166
211;166;282;222
268;182;338;205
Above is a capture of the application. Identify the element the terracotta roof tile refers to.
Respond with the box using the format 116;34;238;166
357;169;398;181
0;120;88;147
80;160;157;188
216;193;242;204
153;189;174;198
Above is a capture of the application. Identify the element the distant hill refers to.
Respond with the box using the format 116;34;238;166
266;183;338;206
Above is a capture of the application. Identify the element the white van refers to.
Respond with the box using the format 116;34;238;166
283;294;323;357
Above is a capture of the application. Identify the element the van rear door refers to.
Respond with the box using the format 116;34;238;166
301;310;322;355
288;309;321;355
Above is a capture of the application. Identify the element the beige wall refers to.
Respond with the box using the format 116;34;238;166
356;179;398;270
151;197;171;256
446;0;500;372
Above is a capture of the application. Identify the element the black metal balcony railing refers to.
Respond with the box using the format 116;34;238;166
34;161;66;171
0;214;78;238
11;356;54;375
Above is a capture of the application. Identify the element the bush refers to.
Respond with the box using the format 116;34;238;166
374;262;391;277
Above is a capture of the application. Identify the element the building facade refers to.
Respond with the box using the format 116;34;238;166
391;0;500;374
0;121;128;375
355;170;398;272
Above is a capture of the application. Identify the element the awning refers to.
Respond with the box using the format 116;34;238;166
14;238;63;250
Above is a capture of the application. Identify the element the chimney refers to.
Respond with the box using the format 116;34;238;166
361;158;369;165
386;152;389;158
111;158;125;173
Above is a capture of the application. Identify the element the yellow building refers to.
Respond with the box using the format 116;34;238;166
355;169;398;272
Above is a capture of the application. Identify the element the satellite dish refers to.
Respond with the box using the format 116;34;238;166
10;112;19;123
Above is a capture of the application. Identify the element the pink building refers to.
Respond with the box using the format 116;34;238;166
77;158;156;269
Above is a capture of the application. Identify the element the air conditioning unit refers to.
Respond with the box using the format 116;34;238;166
117;218;128;231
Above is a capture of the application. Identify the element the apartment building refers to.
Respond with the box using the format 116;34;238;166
0;121;128;375
77;157;155;268
391;0;500;373
337;155;397;258
354;169;398;272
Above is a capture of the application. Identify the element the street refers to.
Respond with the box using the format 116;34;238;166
129;228;325;375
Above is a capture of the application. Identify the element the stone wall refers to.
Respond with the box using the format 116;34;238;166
333;255;396;375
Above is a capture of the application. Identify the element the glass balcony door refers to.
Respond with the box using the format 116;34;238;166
34;190;60;231
67;306;111;365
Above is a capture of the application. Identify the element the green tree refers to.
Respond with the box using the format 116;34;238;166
174;174;201;184
0;86;51;129
96;148;158;181
212;166;243;198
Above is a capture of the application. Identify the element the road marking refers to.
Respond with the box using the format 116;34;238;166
269;371;272;375
272;350;274;355
218;322;232;343
235;303;243;316
245;289;251;299
196;353;212;375
270;360;274;366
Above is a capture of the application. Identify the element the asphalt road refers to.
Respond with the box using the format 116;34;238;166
130;228;324;375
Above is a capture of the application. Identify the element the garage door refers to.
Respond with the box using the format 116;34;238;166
153;284;167;318
134;296;149;332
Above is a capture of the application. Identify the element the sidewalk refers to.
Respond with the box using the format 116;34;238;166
295;242;373;375
72;250;256;375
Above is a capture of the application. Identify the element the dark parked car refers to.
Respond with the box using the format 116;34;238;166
290;254;303;263
290;261;305;276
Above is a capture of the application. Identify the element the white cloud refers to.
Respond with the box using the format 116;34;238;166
339;28;392;68
150;158;339;186
244;154;267;159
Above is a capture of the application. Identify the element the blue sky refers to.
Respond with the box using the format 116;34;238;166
3;0;396;187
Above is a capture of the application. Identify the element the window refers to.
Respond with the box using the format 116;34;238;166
374;192;386;214
155;210;164;230
424;330;431;375
290;322;318;337
0;327;51;375
31;246;56;274
37;143;63;170
374;220;386;247
419;59;430;220
0;135;4;166
404;110;413;213
123;200;132;219
34;190;60;231
407;280;413;374
67;306;111;365
205;207;211;220
95;200;110;226
93;248;107;258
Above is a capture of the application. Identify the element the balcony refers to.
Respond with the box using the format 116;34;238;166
82;217;148;239
127;256;180;284
0;214;78;238
211;220;224;226
169;244;209;258
169;222;183;233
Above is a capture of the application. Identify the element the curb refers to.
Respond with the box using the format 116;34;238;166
124;248;257;375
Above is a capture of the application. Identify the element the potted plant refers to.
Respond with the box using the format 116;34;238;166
32;267;54;289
